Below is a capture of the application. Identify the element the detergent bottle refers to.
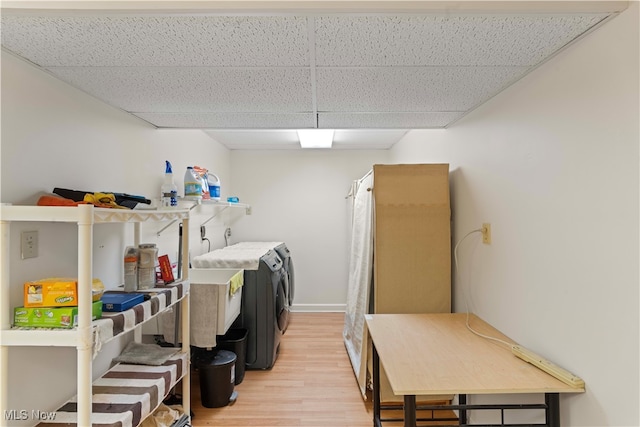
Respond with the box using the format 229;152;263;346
160;160;178;209
207;173;221;201
194;166;210;200
184;166;203;201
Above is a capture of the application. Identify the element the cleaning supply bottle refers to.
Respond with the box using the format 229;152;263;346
194;165;210;200
161;161;178;209
207;173;221;201
123;246;139;291
184;166;203;201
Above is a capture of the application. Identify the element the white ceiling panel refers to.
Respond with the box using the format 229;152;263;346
1;15;310;66
204;129;408;150
0;1;621;149
319;112;464;129
316;67;527;112
46;66;312;113
332;130;408;150
137;113;315;129
204;129;301;150
314;15;608;67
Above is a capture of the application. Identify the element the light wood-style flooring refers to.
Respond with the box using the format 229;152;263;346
190;312;374;426
189;312;455;427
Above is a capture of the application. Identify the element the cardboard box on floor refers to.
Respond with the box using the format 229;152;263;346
373;163;452;403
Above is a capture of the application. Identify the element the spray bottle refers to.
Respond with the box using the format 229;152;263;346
161;161;178;209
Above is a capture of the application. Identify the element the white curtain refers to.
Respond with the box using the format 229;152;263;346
343;170;374;398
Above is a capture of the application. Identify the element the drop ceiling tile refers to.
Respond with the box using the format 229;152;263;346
1;15;309;66
319;112;464;129
203;129;408;150
0;7;616;150
316;67;527;112
46;66;312;113
315;14;608;67
205;129;301;149
136;112;315;129
332;129;408;149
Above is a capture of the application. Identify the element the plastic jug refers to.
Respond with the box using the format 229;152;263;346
184;166;203;201
194;166;210;200
207;173;221;201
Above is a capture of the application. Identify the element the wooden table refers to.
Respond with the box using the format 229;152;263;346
365;313;585;427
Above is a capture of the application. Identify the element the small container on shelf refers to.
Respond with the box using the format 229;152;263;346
124;246;139;292
138;243;158;289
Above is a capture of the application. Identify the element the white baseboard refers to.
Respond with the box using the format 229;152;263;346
291;303;346;313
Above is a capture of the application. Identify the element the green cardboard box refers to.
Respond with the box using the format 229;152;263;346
14;300;102;328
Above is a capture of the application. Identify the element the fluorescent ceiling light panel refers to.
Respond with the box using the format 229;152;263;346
298;129;334;148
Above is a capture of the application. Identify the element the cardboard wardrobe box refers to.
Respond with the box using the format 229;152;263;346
373;163;451;314
372;163;452;403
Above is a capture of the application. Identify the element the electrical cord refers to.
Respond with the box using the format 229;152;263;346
454;228;513;349
202;238;211;253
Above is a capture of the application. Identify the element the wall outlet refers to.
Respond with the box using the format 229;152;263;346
200;225;206;241
21;230;39;259
482;223;491;245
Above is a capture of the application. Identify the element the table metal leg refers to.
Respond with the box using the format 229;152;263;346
546;393;560;427
373;344;382;427
459;393;467;425
403;395;417;427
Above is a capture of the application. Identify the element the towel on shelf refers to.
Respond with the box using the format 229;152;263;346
37;194;86;206
36;192;128;209
84;192;128;209
192;247;271;270
160;284;221;348
113;342;180;366
227;241;283;250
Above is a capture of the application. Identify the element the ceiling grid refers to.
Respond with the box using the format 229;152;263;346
0;2;624;149
306;16;319;129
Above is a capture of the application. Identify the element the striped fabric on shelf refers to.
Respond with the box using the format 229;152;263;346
36;352;187;427
94;283;185;350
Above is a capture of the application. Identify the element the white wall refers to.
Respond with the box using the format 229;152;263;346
228;149;389;311
0;50;233;425
390;5;639;427
0;48;389;422
2;3;638;425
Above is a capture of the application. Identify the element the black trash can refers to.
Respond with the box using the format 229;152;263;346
216;328;248;385
198;349;236;408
